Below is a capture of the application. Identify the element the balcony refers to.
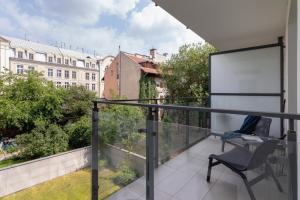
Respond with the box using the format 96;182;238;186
92;99;297;200
107;136;287;200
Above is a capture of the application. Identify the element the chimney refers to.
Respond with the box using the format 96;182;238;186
150;48;157;59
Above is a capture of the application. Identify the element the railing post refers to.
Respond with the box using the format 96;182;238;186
185;102;190;147
146;107;155;200
288;119;297;200
91;102;99;200
154;99;159;168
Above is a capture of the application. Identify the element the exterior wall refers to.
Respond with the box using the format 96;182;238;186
0;36;101;97
0;147;91;197
104;55;119;99
0;39;10;72
103;144;145;176
120;53;141;99
100;56;114;98
286;0;299;197
9;58;100;96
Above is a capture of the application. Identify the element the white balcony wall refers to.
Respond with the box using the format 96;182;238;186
211;47;281;93
211;46;282;138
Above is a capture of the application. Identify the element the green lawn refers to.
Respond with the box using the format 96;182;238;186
0;168;120;200
0;158;24;169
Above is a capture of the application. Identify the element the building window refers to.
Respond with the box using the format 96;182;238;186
86;63;89;68
65;82;70;89
65;59;69;65
72;71;76;79
72;83;76;87
29;53;34;60
85;83;89;90
57;58;61;64
56;82;61;88
65;70;69;79
92;84;96;91
28;66;35;72
48;57;53;63
17;51;23;59
72;60;76;66
48;68;53;77
92;73;96;81
92;64;95;69
85;73;89;80
57;69;62;77
17;65;24;74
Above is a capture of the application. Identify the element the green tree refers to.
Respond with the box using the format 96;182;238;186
161;43;217;105
16;121;69;160
100;105;144;144
0;72;63;134
65;116;91;149
61;85;96;123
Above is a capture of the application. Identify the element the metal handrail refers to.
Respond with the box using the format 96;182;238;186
94;100;300;120
92;99;299;200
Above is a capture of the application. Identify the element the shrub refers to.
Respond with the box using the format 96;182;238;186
100;105;144;144
65;117;91;149
16;121;68;160
113;164;137;186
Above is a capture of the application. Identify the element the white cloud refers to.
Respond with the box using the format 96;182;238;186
0;0;203;56
129;3;204;54
34;0;140;24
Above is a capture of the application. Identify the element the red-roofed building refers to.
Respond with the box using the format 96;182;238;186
104;49;167;100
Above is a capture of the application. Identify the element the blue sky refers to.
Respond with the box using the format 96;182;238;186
0;0;203;57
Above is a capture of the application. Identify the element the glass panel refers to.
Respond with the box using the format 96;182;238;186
211;96;281;138
99;104;146;200
211;46;281;93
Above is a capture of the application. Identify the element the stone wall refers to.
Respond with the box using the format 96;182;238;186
103;144;145;176
0;147;91;197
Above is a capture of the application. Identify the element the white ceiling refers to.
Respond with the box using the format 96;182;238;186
153;0;288;50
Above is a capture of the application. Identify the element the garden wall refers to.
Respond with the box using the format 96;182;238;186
0;147;91;197
103;144;145;176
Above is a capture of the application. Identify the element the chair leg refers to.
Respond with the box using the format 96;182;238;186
241;175;256;200
266;163;283;192
221;140;225;152
207;157;213;182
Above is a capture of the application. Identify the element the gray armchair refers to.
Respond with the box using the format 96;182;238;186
221;117;272;152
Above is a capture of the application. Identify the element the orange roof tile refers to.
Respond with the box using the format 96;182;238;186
141;67;159;75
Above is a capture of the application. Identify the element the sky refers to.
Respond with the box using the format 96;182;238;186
0;0;203;57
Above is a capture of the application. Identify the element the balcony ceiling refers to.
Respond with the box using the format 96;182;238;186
153;0;288;50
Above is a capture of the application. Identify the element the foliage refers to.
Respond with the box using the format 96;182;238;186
161;43;217;105
121;132;144;152
61;86;95;123
139;75;157;100
0;72;64;134
160;114;173;162
0;72;96;138
65;117;91;149
0;157;25;169
113;164;137;186
16;121;69;160
100;105;144;144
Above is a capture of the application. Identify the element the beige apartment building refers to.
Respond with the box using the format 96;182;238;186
0;35;105;97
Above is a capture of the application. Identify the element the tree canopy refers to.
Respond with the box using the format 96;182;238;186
161;43;217;105
0;72;96;137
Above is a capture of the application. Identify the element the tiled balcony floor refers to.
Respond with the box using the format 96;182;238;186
107;136;288;200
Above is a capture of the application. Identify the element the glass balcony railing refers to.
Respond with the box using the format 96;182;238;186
92;98;298;200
